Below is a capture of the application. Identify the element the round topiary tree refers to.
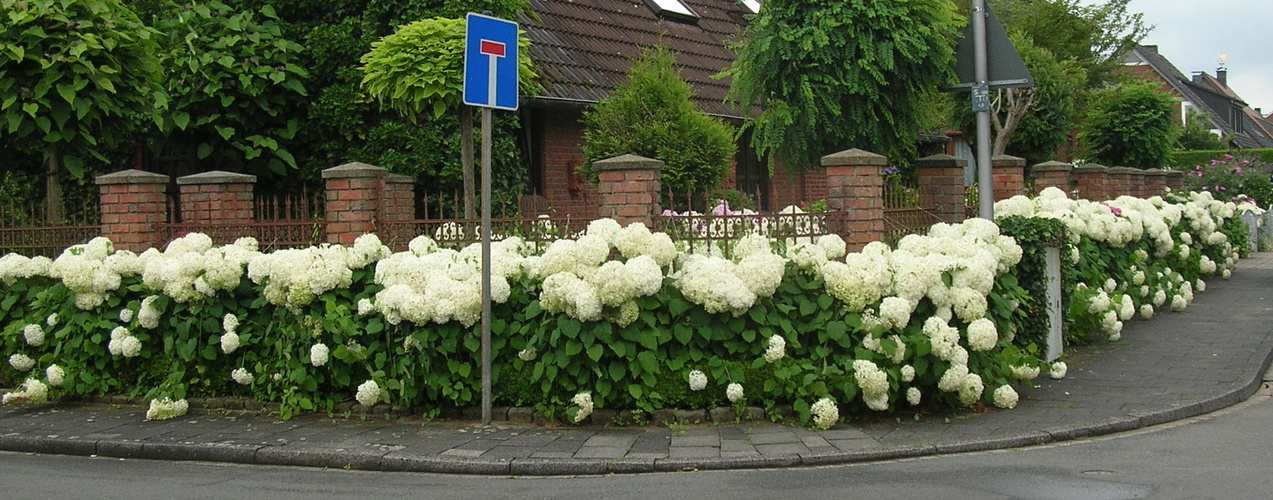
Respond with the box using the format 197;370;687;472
1080;81;1177;168
580;46;736;211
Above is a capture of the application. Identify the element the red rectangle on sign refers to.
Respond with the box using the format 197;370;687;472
480;40;506;57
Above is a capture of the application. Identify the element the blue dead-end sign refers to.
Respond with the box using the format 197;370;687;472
463;12;519;111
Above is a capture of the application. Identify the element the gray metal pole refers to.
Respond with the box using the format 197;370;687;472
480;107;493;426
974;0;994;220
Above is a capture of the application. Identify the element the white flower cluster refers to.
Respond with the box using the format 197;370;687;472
1050;361;1068;379
674;233;787;317
356;380;381;407
48;237;128;309
0;253;51;286
46;364;65;387
145;397;189;420
107;326;142;357
763;335;785;363
517;347;536;361
23;324;44;346
141;234;259;303
571;392;594;423
810;397;839;431
249;234;386;310
231;367;253;385
993;385;1019;409
8;353;35;372
535;221;673;325
221;313;241;354
2;378;49;405
688;370;707;391
852;360;890;411
310;343;329;367
369;236;523;327
726;382;744;403
138;295;162;329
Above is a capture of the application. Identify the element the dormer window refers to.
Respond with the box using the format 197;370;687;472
644;0;698;22
741;0;761;13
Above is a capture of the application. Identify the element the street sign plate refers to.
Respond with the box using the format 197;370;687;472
463;13;519;110
972;84;991;112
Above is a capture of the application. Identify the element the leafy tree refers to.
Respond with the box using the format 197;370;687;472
1176;109;1229;151
986;0;1149;88
360;17;535;218
580;46;736;210
0;0;164;221
724;0;963;169
151;1;309;175
950;31;1086;163
1080;81;1176;168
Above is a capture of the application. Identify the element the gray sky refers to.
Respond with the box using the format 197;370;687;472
1087;0;1273;114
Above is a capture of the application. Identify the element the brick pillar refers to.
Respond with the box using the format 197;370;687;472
382;174;416;223
1031;161;1073;195
1073;164;1110;201
176;171;256;226
990;155;1026;201
96;169;171;253
1164;170;1186;193
322;162;413;246
916;154;967;224
1108;167;1137;199
1144;169;1168;198
595;154;663;228
823;148;885;252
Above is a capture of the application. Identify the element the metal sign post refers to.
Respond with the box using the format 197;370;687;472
973;0;993;220
462;12;519;426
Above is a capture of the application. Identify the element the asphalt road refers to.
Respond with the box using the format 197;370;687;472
4;383;1272;500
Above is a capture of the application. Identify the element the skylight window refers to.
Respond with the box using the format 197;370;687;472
645;0;698;20
741;0;761;13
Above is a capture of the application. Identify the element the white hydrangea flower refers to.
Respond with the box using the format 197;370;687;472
222;313;239;334
1153;289;1167;307
958;373;984;407
517;347;536;362
356;380;381;407
688;370;707;391
3;378;49;405
145;398;189;420
1195;279;1206;292
9;353;35;372
906;387;922;406
357;298;374;316
45;364;65;387
1222;269;1232;279
853;360;890;411
726;383;744;403
118;308;134;324
763;335;786;363
120;336;142;358
45;313;58;327
231;367;253;385
571;392;594;423
992;385;1019;409
810;397;839;430
220;332;240;354
1117;295;1135;321
966;318;997;352
23;324;44;347
310;343;329;367
1171;294;1187;311
938;363;969;392
1088;290;1111;314
1050;361;1068;379
900;365;915;383
1011;365;1040;380
138;295;162;329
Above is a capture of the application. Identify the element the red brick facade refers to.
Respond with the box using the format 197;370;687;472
916;154;967;223
1031;161;1073;194
991;155;1026;201
96;170;171;253
538;109;599;219
766;168;828;211
322;162;414;246
822;149;886;252
595;154;663;227
177;171;255;226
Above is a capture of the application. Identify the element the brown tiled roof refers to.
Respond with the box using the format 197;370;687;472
520;0;751;118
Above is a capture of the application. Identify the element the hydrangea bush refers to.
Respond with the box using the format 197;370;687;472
0;188;1253;427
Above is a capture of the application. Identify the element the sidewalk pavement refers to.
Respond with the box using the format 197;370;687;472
3;254;1272;476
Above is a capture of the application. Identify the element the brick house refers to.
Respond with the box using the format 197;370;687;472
1124;45;1273;148
517;0;826;216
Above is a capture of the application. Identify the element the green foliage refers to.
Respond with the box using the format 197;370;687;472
986;0;1148;89
725;0;963;169
580;46;736;209
1175;109;1229;151
1168;149;1273;170
995;216;1067;346
1181;154;1273;209
152;1;309;175
360;17;536;122
0;0;164;178
1080;81;1177;168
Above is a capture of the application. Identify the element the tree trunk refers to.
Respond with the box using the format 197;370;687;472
45;151;63;224
460;106;476;220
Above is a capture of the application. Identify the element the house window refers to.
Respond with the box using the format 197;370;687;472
741;0;761;13
644;0;698;21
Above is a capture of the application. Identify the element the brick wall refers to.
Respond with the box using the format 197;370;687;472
595;154;663;227
991;155;1026;201
823;149;885;252
916;154;967;223
95;170;170;252
176;171;255;226
1074;164;1111;201
1031;161;1073;195
538;110;598;218
767;167;827;211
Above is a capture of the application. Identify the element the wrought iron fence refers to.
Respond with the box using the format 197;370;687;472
0;200;99;257
378;215;596;252
160;190;326;251
882;181;945;244
653;210;852;257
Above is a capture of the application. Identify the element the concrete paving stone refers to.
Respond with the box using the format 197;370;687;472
720;450;760;458
622;451;668;460
801;436;830;448
528;451;574;459
582;432;639;448
828;438;878;451
574;446;628;459
744;430;799;445
668;446;719;459
499;432;561;447
719;439;757;453
141;441;260;464
817;428;873;440
753;442;809;456
480;446;541;459
670;433;719;447
439;448;485;458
